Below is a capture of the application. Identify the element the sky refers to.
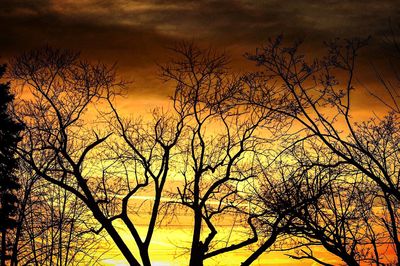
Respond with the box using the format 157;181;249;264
2;1;400;264
1;0;400;99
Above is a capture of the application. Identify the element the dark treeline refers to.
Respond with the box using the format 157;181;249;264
0;31;399;266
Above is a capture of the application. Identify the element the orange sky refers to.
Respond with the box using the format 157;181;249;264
2;1;400;265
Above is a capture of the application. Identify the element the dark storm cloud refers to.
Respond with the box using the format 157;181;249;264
0;0;180;68
1;0;399;54
1;0;399;86
87;0;399;41
0;0;400;48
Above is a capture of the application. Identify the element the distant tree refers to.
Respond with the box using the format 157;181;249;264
0;64;23;266
9;163;106;266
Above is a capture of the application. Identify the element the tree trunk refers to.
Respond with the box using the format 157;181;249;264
189;248;204;266
10;222;21;266
103;222;141;266
139;247;151;266
323;244;359;266
241;230;278;266
10;211;24;266
189;209;204;266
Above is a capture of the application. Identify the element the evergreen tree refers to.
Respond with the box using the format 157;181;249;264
0;64;23;266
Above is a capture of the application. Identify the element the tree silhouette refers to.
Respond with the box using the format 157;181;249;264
7;35;400;266
9;47;144;265
242;36;400;264
160;43;267;266
280;146;379;265
10;46;187;266
0;64;23;266
239;142;338;265
9;163;106;266
105;100;185;265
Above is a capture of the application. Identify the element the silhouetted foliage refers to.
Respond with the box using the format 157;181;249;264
0;64;23;266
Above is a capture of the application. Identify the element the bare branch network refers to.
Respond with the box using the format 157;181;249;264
1;33;400;266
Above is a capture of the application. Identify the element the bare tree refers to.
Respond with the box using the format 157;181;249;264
103;105;185;265
9;162;37;266
9;45;192;266
159;43;283;266
240;142;339;265
242;36;400;264
9;47;146;265
282;151;380;265
11;164;105;266
9;38;399;266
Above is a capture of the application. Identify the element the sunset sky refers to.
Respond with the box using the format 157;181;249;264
1;0;400;99
2;1;400;265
